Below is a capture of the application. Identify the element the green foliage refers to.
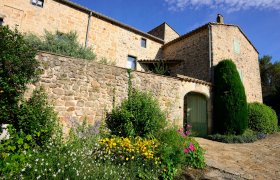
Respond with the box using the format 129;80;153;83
184;139;206;169
0;26;39;125
106;90;167;138
2;125;160;179
248;102;278;134
25;31;96;60
152;61;170;75
17;88;58;146
259;55;280;124
208;129;267;143
213;59;248;135
157;127;187;170
0;125;36;176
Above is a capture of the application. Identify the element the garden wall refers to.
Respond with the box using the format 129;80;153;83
31;52;212;133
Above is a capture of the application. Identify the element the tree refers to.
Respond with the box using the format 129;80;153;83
259;55;280;124
0;26;39;127
213;59;248;135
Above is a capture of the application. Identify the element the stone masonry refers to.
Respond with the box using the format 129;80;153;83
1;0;263;133
33;52;212;133
0;0;164;70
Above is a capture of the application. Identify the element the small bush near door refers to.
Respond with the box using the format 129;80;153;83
248;102;278;134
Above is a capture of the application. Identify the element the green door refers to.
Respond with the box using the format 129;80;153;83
185;93;207;137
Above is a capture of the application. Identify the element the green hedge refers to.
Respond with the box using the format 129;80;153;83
248;102;278;134
213;60;248;135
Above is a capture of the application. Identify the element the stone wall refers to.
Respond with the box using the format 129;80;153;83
148;23;179;43
0;0;163;70
34;52;212;133
88;16;163;70
211;24;262;102
163;27;210;81
164;23;180;43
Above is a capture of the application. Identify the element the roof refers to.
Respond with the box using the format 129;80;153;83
148;22;180;37
54;0;164;44
163;22;259;53
138;59;183;64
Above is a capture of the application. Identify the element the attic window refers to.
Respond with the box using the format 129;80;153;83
32;0;44;7
141;38;147;48
234;38;240;54
0;18;3;26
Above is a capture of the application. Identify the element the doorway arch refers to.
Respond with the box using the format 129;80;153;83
184;92;208;137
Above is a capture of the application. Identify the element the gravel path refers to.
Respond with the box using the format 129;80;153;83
195;133;280;180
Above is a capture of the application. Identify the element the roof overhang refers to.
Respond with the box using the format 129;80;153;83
138;59;184;65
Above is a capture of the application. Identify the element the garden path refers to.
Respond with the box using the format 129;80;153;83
196;133;280;180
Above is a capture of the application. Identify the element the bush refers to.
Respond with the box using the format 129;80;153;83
17;88;58;146
2;125;160;180
0;126;36;176
248;102;278;134
25;31;96;60
106;90;167;138
213;59;248;135
208;129;267;143
0;26;39;126
157;126;205;179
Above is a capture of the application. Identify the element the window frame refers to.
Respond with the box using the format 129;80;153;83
141;38;147;48
127;55;137;70
31;0;44;7
0;18;3;26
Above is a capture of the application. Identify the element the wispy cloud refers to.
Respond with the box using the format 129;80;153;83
165;0;280;12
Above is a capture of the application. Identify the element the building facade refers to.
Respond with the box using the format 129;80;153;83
0;0;262;135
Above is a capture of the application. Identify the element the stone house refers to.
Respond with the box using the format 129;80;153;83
0;0;262;136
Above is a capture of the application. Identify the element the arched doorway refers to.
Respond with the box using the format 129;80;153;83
184;92;208;137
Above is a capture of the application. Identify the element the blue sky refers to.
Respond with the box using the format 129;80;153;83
71;0;280;62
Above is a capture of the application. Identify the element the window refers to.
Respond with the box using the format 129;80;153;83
32;0;44;7
127;55;136;70
141;38;147;48
234;38;240;54
0;18;3;26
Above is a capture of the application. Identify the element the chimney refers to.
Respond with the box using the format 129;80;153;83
216;14;224;24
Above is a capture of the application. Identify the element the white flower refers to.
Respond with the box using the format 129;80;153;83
36;175;41;179
35;159;39;162
53;174;56;177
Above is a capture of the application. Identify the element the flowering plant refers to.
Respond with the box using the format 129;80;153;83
176;124;206;168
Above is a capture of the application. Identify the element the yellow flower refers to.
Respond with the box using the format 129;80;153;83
126;157;129;161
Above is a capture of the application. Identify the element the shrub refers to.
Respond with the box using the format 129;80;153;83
248;102;278;134
0;26;39;126
25;31;96;60
208;129;267;143
17;88;58;146
213;59;248;135
0;125;36;176
106;90;167;138
157;126;205;179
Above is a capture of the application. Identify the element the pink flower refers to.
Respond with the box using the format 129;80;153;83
184;148;190;153
184;143;196;153
189;143;195;151
185;131;191;135
187;124;192;129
